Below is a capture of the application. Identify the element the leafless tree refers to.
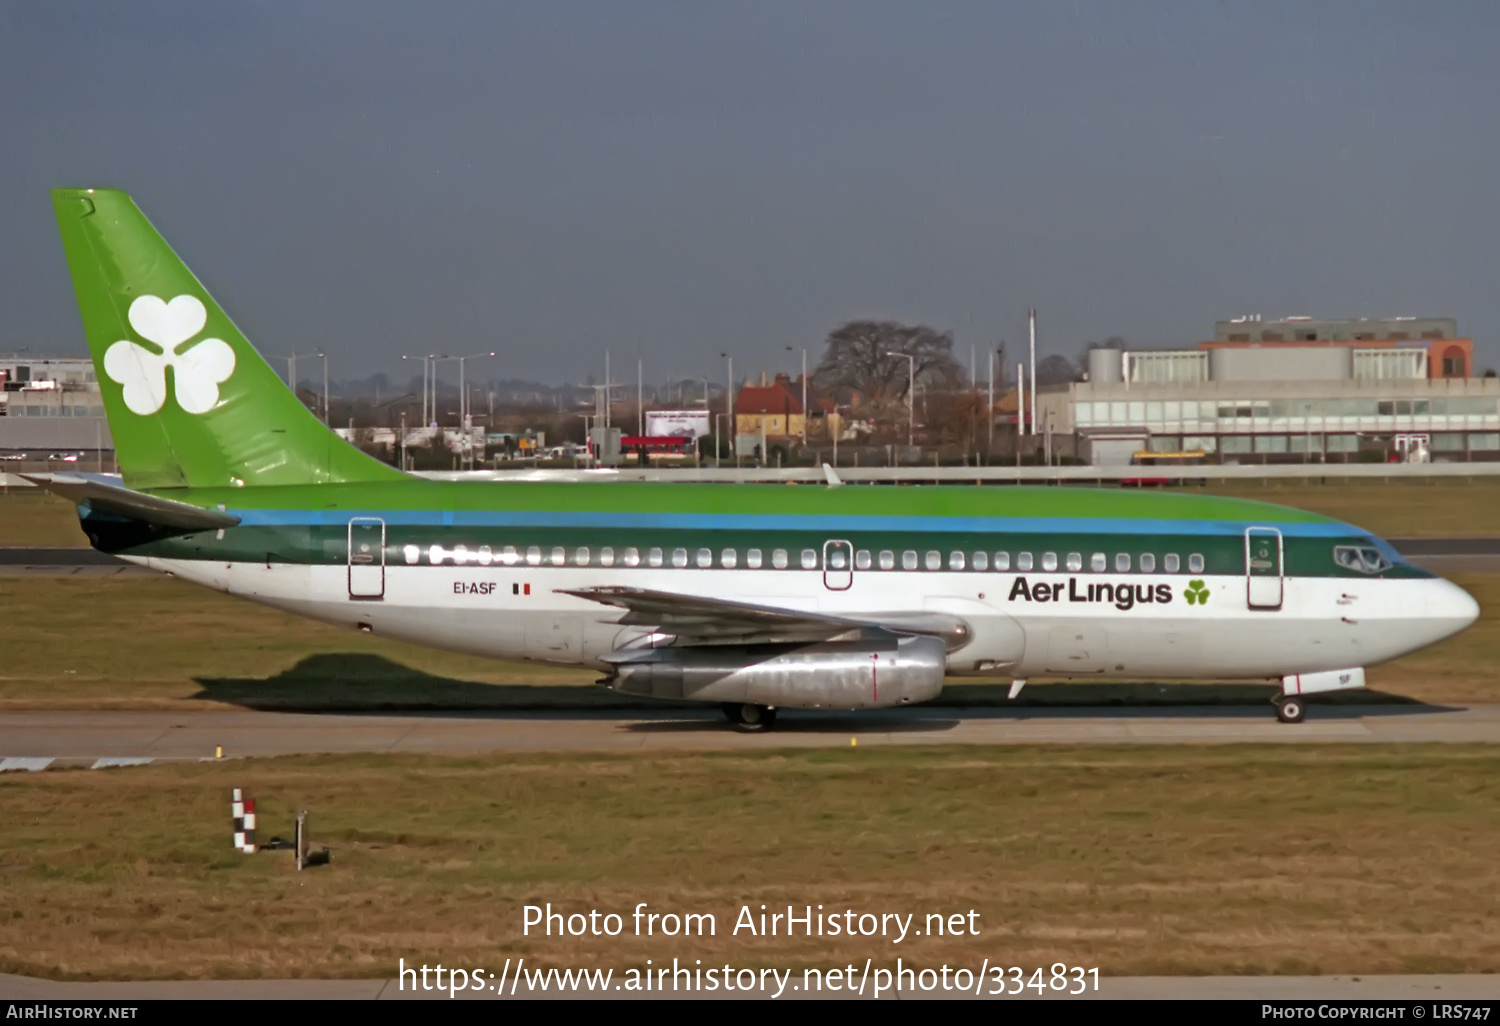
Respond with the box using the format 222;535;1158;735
813;321;964;418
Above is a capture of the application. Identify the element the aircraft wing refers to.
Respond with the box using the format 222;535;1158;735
558;585;970;649
21;472;240;531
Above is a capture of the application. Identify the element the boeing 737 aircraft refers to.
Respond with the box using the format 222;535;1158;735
30;188;1480;729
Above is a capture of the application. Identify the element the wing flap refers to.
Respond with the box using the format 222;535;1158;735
559;585;970;649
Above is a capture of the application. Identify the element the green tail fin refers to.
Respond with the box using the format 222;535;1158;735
51;188;405;490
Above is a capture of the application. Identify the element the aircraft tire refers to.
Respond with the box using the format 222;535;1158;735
720;703;743;726
1275;697;1306;724
732;704;778;733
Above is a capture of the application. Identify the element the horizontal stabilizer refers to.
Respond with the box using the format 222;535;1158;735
22;472;240;531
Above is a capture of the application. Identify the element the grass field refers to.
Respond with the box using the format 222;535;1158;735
3;478;1500;549
0;573;1494;709
1;745;1497;979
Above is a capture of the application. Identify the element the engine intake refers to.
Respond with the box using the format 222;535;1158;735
603;633;946;710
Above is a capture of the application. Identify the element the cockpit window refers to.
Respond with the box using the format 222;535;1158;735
1334;545;1392;574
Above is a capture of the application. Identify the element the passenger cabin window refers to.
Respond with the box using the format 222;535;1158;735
575;547;590;566
1090;552;1106;572
1163;553;1180;573
1139;553;1155;573
994;552;1010;571
1016;552;1032;571
902;551;918;571
672;548;688;568
925;550;941;570
856;550;872;570
746;548;763;569
879;550;895;570
623;547;641;567
721;548;737;568
1187;554;1205;573
551;546;566;567
599;547;615;567
502;545;519;565
696;548;712;568
1066;552;1082;571
949;551;965;571
648;548;664;568
772;549;789;569
972;552;989;571
526;545;542;566
1041;552;1058;572
801;549;818;569
1115;553;1131;572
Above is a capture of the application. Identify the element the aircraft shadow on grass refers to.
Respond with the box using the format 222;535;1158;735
191;653;1445;725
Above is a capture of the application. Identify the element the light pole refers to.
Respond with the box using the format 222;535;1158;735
270;351;324;419
721;352;737;468
786;345;808;447
401;353;441;428
439;352;496;469
886;351;916;448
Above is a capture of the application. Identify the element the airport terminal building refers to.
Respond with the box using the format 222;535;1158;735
0;356;114;462
1037;317;1499;464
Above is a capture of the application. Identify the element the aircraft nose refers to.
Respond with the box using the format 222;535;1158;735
1428;578;1480;638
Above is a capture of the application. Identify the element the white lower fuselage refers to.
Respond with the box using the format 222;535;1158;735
136;557;1478;685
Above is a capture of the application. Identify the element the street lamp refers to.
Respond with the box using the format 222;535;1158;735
435;352;497;469
787;345;808;446
721;351;737;468
886;351;916;448
270;351;326;422
401;353;441;427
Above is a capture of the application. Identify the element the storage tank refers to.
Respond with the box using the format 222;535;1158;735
1087;347;1124;384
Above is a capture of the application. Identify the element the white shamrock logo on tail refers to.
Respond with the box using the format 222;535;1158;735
104;295;236;415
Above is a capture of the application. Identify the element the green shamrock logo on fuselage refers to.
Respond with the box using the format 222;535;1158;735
1183;579;1210;605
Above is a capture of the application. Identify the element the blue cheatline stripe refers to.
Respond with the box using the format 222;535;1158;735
229;508;1364;538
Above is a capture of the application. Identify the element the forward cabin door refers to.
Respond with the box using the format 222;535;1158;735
823;539;853;591
1245;526;1283;611
348;517;386;600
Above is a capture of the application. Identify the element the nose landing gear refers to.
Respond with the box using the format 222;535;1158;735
721;702;778;732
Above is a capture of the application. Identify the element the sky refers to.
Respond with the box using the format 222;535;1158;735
2;1;1498;386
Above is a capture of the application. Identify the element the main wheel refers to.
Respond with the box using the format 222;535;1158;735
1276;696;1306;724
731;703;778;733
720;702;743;725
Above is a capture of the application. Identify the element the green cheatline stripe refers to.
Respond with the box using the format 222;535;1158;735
157;480;1344;525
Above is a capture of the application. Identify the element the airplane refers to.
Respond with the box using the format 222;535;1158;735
28;188;1480;730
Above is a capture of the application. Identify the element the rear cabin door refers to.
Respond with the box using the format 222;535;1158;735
823;539;853;591
348;517;386;600
1245;526;1283;611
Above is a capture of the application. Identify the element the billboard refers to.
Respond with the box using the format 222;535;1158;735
645;409;711;439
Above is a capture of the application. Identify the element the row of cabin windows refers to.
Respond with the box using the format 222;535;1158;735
425;543;1206;574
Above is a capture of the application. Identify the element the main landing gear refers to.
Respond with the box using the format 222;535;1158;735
1274;696;1306;724
722;702;778;733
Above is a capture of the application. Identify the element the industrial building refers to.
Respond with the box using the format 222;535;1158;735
0;356;114;459
1036;317;1496;465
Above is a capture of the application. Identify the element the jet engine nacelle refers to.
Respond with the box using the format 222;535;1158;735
603;634;946;710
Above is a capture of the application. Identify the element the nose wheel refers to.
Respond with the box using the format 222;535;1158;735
1274;696;1306;724
721;703;778;732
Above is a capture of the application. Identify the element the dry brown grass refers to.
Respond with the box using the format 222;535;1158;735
0;490;89;547
1;745;1497;979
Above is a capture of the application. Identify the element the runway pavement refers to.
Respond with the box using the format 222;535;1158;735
1;704;1499;764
